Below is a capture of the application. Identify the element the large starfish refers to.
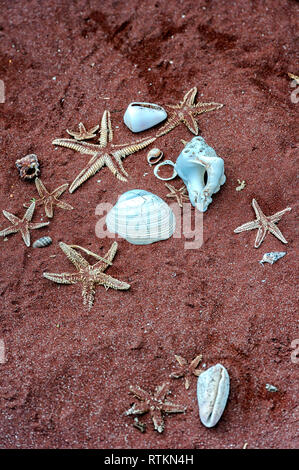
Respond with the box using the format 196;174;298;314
24;178;73;218
43;241;130;310
156;86;224;137
125;383;186;433
234;199;292;248
66;122;99;140
53;110;156;193
169;354;203;390
0;201;49;247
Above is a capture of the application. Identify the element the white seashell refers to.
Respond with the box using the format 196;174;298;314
32;236;52;248
106;189;175;245
154;136;226;212
147;148;164;166
197;363;230;428
124;102;167;133
259;252;286;265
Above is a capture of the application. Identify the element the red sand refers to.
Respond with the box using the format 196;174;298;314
0;0;298;449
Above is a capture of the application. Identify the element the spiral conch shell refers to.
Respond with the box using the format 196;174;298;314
197;363;230;428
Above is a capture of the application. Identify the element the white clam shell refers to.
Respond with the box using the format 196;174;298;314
124;102;167;133
106;189;175;245
197;363;230;428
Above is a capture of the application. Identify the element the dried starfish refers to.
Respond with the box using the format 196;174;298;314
125;383;186;433
165;183;190;207
234;199;292;248
53;110;156;192
156;86;224;137
0;201;49;247
170;354;203;389
66;122;99;140
43;242;130;310
24;178;73;218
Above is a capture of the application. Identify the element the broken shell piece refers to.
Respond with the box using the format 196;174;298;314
16;154;40;180
124;102;167;132
197;363;230;428
147;148;164;166
32;236;52;248
106;189;176;245
259;252;286;265
265;383;278;392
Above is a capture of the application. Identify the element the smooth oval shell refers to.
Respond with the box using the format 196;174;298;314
106;189;175;245
124;102;167;132
32;236;52;248
197;363;229;428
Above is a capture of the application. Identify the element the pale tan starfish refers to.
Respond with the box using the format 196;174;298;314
169;354;203;389
165;183;190;207
66;122;99;140
156;86;224;137
43;242;130;310
53;110;156;192
125;383;186;433
24;178;73;218
0;201;49;247
234;199;292;248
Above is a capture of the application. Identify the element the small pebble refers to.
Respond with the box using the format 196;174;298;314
266;384;278;392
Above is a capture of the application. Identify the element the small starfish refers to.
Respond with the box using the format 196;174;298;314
43;242;130;310
170;354;203;389
24;178;73;218
0;201;49;247
53;110;156;192
125;383;186;433
66;122;100;140
234;199;292;248
165;183;190;207
156;86;224;137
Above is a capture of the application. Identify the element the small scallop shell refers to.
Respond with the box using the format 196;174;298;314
147;148;164;166
32;236;52;248
106;189;175;245
197;363;230;428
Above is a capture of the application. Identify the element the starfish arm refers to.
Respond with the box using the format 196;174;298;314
154;382;170;401
44;200;54;218
35;178;49;198
183;112;199;134
155;114;181;137
162;400;187;414
22;201;36;222
2;210;20;225
52;138;102;155
169;368;185;379
251;199;264;220
268;224;288;244
129;385;151;402
43;271;81;284
69;154;106;193
59;242;90;270
254;225;268;248
82;280;96;310
0;225;19;237
98;272;130;290
55;200;74;212
112;137;156;160
190;354;203;371
103;155;127;182
185;377;190;390
23;198;44;209
269;207;292;223
174;355;188;367
20;226;31;247
194;101;224;114
99;110;111;147
125;402;150;416
183;86;197;106
28;221;50;231
51;183;69;199
70;245;112;267
234;220;260;233
151;409;165;433
93;242;118;271
165;183;175;193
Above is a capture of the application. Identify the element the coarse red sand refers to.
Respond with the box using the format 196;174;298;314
0;0;298;449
